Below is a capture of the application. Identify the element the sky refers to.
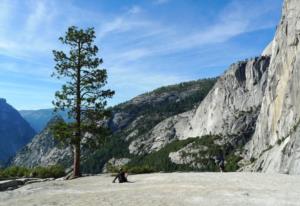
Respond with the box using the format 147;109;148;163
0;0;283;110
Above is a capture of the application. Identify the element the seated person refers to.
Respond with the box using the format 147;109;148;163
112;169;128;183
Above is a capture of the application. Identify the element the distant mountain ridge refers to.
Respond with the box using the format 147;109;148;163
19;109;71;133
0;98;36;166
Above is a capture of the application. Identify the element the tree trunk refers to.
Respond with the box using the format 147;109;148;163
73;143;81;177
74;43;82;178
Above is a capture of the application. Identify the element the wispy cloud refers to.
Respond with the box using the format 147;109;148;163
101;0;280;64
0;0;279;63
0;1;59;60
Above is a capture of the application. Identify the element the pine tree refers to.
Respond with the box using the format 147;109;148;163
51;26;114;178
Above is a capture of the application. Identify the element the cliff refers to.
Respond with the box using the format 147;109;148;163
245;0;300;174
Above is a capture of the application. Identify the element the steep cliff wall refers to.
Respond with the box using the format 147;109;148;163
245;0;300;174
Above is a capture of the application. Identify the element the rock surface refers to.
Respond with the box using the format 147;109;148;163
0;180;24;191
0;178;53;191
0;173;299;206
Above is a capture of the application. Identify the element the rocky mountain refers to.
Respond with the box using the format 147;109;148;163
19;109;71;133
12;116;71;168
0;98;36;166
121;56;271;173
129;56;270;155
12;78;217;170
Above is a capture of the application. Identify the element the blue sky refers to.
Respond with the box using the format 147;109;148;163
0;0;282;110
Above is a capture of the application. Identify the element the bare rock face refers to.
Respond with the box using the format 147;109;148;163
169;143;208;168
244;0;300;174
12;116;71;167
130;56;270;155
129;111;193;155
184;57;270;139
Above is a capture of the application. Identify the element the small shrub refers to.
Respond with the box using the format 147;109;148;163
225;154;242;172
32;165;65;178
32;167;50;178
293;119;300;132
0;165;65;179
106;163;121;173
125;165;156;174
250;157;256;163
0;166;30;178
276;139;282;145
47;165;66;178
